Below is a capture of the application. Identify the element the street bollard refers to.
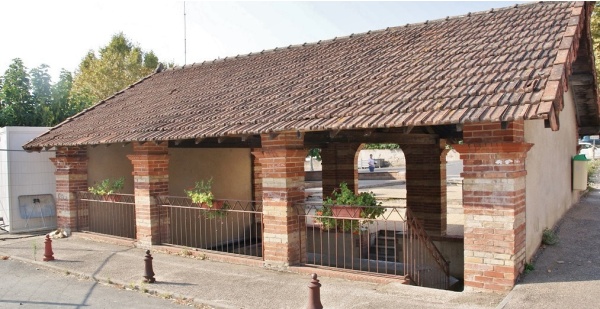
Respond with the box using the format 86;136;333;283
306;273;323;309
143;250;156;283
43;235;54;261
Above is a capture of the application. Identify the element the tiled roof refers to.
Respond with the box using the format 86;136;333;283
24;1;599;149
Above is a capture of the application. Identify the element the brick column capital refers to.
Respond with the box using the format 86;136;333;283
453;142;533;155
455;142;533;180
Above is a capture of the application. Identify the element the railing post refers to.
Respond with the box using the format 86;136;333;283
306;273;323;309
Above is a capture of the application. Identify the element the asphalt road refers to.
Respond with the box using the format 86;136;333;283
0;258;196;309
360;160;464;179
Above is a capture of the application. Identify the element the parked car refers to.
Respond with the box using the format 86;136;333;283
581;136;600;145
579;141;598;159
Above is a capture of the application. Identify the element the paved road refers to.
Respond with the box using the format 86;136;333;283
0;258;195;308
497;186;600;309
360;160;463;179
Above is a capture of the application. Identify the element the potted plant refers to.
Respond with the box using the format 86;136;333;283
88;177;125;201
184;178;228;211
317;182;385;232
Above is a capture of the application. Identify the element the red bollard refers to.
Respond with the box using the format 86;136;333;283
143;250;156;283
43;235;54;261
307;273;323;309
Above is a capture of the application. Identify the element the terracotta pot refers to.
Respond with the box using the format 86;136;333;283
199;200;225;210
331;205;362;218
103;194;121;202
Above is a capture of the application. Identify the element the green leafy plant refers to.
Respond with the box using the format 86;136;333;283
185;178;230;218
524;262;535;274
88;177;124;195
363;143;400;149
200;208;229;220
185;178;215;206
542;228;559;245
587;159;600;184
32;241;38;261
317;182;386;232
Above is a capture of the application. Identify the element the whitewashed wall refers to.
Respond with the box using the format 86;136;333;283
524;89;581;261
0;127;56;233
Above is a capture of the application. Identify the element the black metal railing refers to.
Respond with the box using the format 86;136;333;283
297;202;449;289
76;192;136;239
157;196;263;259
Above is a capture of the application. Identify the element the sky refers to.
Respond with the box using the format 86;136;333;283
0;1;523;82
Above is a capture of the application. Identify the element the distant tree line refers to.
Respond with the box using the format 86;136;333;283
0;33;165;127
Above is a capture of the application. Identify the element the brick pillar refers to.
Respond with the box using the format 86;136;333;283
127;143;169;247
252;132;307;267
403;141;448;236
454;121;532;292
51;146;88;231
321;143;361;198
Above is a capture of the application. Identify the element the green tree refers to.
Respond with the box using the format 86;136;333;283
591;3;600;80
30;64;53;126
307;148;321;171
70;32;160;107
50;69;78;125
363;144;400;150
0;58;34;126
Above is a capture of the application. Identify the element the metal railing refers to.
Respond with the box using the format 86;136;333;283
298;203;449;289
76;192;136;239
404;208;450;290
157;196;263;259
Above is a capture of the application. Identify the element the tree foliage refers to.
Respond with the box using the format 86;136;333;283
363;143;400;150
592;4;600;80
0;32;165;128
0;59;34;126
70;32;159;107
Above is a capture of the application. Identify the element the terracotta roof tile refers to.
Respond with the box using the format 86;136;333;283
24;1;599;149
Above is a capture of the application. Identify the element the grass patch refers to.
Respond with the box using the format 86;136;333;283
587;159;600;184
542;228;559;245
524;263;535;274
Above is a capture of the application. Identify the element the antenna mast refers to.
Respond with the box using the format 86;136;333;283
184;2;187;65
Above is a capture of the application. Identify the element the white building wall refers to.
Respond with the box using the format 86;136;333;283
0;129;9;228
0;127;56;233
524;89;581;260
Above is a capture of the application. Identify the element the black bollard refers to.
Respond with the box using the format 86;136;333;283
143;250;156;283
306;273;323;309
43;235;54;261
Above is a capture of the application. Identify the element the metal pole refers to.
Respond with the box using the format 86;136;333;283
183;2;187;65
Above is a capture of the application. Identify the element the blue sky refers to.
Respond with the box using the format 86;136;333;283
0;1;523;81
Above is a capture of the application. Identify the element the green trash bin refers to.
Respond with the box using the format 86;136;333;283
573;154;590;190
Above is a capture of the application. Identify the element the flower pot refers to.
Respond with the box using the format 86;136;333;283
331;205;362;218
102;194;121;202
211;200;226;210
199;200;226;210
